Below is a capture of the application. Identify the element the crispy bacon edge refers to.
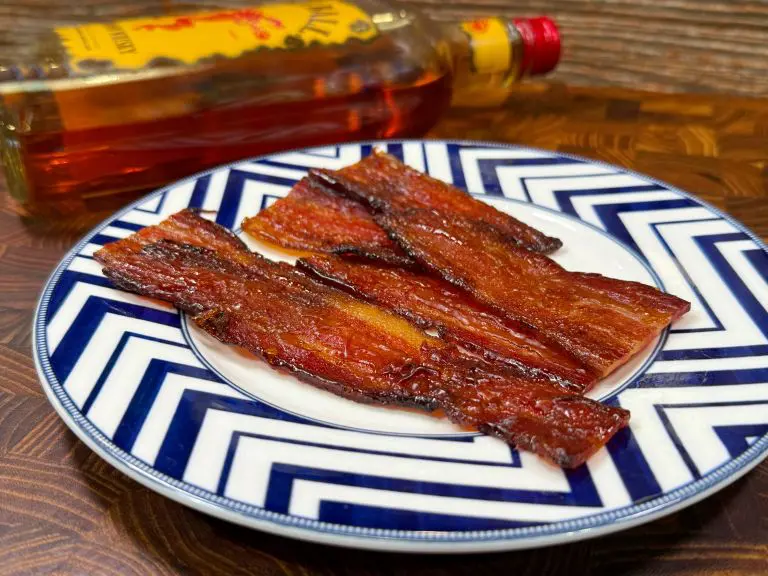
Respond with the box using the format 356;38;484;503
309;150;563;254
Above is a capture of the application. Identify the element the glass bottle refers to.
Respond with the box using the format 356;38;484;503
0;1;560;213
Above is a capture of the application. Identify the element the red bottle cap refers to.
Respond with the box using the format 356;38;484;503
512;17;561;76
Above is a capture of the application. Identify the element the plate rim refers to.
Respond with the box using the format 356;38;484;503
32;138;768;553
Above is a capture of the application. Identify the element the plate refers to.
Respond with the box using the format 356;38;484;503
34;140;768;553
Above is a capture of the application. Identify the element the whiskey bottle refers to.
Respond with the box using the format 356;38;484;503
0;1;559;212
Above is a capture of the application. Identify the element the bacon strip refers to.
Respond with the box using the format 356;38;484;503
377;209;690;376
242;177;411;265
94;210;629;467
309;150;562;254
298;254;597;393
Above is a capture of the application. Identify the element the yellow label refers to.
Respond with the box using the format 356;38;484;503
460;18;511;75
56;1;378;73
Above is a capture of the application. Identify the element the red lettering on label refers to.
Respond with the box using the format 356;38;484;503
134;9;285;40
470;19;490;33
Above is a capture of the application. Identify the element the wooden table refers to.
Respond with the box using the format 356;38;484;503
1;83;766;575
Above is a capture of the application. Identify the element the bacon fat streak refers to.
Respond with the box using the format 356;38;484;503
298;253;598;392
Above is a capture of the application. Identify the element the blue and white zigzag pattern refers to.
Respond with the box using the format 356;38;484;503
38;141;768;540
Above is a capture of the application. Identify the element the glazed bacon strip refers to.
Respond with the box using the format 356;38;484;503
242;177;412;265
377;209;690;376
246;160;595;390
309;150;562;254
298;254;597;393
94;210;629;468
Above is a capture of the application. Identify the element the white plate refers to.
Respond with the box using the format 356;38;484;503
34;140;768;552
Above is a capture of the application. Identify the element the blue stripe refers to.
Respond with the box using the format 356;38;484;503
384;143;404;162
46;271;114;322
360;144;375;160
638;368;768;387
651;221;727;332
215;169;299;229
258;463;602;513
545;184;663;216
216;429;495;498
153;390;320;478
233;168;301;188
217;433;242;496
659;345;768;360
113;362;218;454
746;248;768;284
109;220;144;232
222;431;601;509
447;144;468;191
135;190;168;214
605;427;662;502
88;233;121;247
252;159;305;172
319;502;542;531
188;174;210;209
259;193;281;211
715;424;768;459
479;157;584;197
661;400;768;409
227;432;522;468
650;217;722;331
244;146;342;170
49;298;179;382
215;170;244;229
154;190;168;214
591;199;701;257
655;406;700;480
81;333;187;415
695;233;768;340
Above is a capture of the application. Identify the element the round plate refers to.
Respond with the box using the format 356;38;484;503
34;140;768;553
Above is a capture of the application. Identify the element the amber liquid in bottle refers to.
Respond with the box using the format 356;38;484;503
6;68;452;208
0;2;558;213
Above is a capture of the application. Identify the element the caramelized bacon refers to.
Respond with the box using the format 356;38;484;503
309;151;562;254
242;177;411;265
377;209;689;376
94;210;629;467
298;254;597;392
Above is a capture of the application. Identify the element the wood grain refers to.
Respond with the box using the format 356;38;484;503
2;0;768;95
0;82;767;575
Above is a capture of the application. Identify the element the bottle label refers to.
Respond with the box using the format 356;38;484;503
56;1;379;74
460;18;512;75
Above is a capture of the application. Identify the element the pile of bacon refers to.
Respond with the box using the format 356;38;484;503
96;151;689;468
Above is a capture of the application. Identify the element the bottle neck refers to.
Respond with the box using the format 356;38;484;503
440;16;560;106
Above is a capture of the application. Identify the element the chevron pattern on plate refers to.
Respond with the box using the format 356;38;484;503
35;141;768;548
